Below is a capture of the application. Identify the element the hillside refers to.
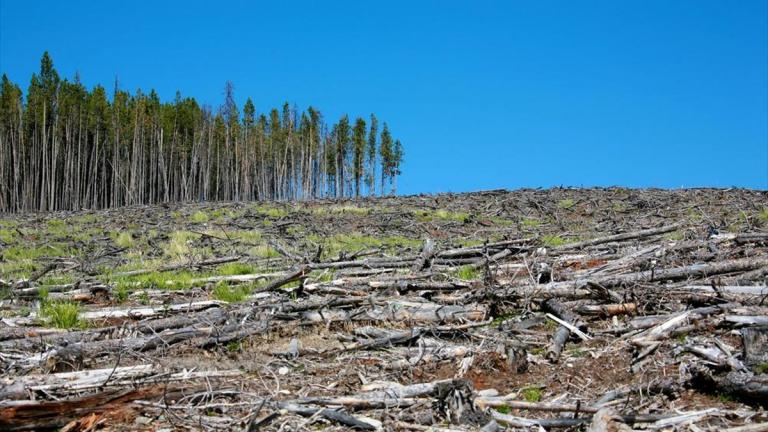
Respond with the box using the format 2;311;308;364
1;187;767;431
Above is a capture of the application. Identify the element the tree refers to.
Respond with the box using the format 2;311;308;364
379;122;392;196
365;114;377;196
352;117;366;198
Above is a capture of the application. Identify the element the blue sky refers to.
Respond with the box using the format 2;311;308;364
1;0;766;192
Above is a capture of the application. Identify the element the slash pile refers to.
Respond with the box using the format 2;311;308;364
0;188;766;431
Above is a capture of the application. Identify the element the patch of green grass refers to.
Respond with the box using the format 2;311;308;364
228;230;262;243
70;213;99;224
163;231;202;260
226;341;242;352
758;208;768;224
114;270;197;291
212;282;250;303
489;217;515;226
754;363;768;374
521;218;541;228
112;231;135;248
457;239;485;248
530;347;546;356
114;284;130;303
190;211;210;223
251;205;289;218
557;199;575;209
541;235;567;247
313;205;372;216
39;300;84;329
4;244;71;261
137;290;150;305
455;265;481;281
308;233;420;259
665;231;684;241
491;312;517;326
495;405;511;414
247;244;280;259
412;209;469;223
217;262;258;276
0;228;18;243
716;393;734;403
522;387;542;403
0;261;38;279
39;275;74;286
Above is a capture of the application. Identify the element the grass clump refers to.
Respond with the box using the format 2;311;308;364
557;199;575;209
521;218;541;228
40;300;84;329
112;231;135;248
413;209;469;223
217;262;258;276
0;228;18;243
542;235;567;247
212;282;250;303
114;270;197;291
252;205;289;218
455;265;481;280
755;363;768;374
247;244;280;259
495;405;511;414
163;231;201;260
665;230;684;241
190;211;210;223
4;244;70;261
522;387;542;403
759;208;768;224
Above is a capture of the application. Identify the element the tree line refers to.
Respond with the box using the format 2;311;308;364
0;52;404;212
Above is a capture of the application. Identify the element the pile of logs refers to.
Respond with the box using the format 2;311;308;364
0;188;767;430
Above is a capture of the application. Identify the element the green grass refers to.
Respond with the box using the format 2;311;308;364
495;405;511;414
40;300;84;329
313;205;372;216
0;228;18;243
217;262;259;276
541;235;567;247
755;363;768;374
190;211;210;223
665;231;684;241
413;209;469;223
163;231;202;260
455;265;481;281
521;218;541;228
247;244;280;259
114;284;130;303
39;275;74;286
212;282;250;303
112;231;135;248
759;208;768;224
4;244;71;261
226;341;242;352
251;204;289;218
113;270;197;291
557;199;575;209
308;233;420;259
522;387;542;403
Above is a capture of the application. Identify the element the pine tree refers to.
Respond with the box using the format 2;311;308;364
352;117;366;198
365;114;377;196
379;122;392;196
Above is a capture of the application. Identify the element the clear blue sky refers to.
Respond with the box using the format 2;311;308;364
1;0;766;192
